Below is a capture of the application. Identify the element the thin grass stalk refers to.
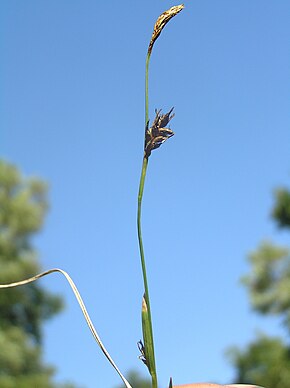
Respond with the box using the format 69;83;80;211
145;52;150;125
136;42;158;386
137;154;157;388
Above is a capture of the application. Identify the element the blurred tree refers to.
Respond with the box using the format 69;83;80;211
272;188;290;229
0;160;76;388
229;185;290;387
115;370;151;388
228;334;290;388
242;242;290;329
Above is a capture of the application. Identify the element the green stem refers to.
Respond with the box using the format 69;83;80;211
136;50;158;388
137;157;149;302
145;52;150;125
137;155;157;388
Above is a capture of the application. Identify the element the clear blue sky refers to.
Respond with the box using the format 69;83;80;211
1;1;290;387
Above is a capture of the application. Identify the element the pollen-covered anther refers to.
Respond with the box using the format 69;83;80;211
144;108;175;157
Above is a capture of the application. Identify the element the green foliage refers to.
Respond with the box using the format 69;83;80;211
229;185;290;387
272;188;290;229
115;370;151;388
0;326;55;388
229;334;290;387
0;160;75;387
0;160;63;342
242;242;290;328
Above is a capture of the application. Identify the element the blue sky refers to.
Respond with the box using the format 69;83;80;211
1;1;290;387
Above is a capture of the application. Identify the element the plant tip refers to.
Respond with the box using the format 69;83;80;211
148;4;184;55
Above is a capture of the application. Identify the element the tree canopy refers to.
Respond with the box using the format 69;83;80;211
229;183;290;387
229;334;290;388
0;160;75;388
272;188;290;229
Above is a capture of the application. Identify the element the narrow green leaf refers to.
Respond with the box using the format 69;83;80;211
141;295;157;381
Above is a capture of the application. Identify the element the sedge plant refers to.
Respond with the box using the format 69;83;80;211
0;4;266;388
0;5;184;387
137;5;184;387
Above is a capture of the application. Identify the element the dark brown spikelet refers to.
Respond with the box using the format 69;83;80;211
148;4;184;56
144;108;175;157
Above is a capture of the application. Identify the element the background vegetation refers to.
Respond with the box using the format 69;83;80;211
229;184;290;387
0;160;77;388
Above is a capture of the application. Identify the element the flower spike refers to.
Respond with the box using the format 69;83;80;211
148;4;184;56
144;108;175;157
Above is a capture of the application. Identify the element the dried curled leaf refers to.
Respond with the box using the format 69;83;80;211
0;269;133;388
